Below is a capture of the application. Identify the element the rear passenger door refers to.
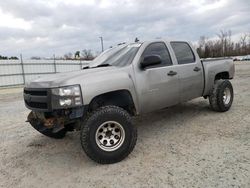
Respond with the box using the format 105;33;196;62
170;42;204;102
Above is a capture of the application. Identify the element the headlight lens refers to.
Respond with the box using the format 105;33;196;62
59;86;80;96
52;85;81;96
59;98;72;106
51;85;83;108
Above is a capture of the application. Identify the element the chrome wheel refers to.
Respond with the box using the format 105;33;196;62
223;87;231;105
95;121;125;152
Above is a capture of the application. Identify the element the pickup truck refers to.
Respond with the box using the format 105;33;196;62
24;40;235;164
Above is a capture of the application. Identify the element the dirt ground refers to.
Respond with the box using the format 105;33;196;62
0;61;249;188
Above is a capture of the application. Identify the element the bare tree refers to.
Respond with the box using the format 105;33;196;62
31;56;41;60
247;32;250;53
217;30;224;56
196;29;250;58
199;36;206;47
81;49;94;60
64;52;73;60
240;34;248;55
217;30;231;56
197;36;207;57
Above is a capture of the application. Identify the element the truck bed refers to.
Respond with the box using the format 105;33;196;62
201;58;235;96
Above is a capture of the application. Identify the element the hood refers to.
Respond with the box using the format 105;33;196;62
25;66;119;88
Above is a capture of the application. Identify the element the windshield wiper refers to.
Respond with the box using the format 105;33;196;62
95;63;112;67
82;66;90;69
82;63;111;70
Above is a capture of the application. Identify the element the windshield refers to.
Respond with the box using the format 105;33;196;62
89;43;141;67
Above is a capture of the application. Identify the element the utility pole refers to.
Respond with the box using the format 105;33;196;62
53;54;57;73
20;54;26;84
99;36;104;52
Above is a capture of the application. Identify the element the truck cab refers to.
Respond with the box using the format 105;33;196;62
133;41;205;113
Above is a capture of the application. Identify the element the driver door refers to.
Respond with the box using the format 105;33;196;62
135;42;180;113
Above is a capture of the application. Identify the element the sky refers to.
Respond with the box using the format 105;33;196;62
0;0;249;58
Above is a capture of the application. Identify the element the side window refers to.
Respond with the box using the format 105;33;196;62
170;42;195;64
142;42;172;68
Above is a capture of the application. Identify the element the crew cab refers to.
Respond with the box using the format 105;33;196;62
24;40;235;164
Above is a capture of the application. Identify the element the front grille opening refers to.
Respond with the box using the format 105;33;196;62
24;89;47;96
25;101;48;109
24;88;49;110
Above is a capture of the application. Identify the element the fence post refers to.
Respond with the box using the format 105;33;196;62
53;54;57;73
79;59;82;70
20;54;26;85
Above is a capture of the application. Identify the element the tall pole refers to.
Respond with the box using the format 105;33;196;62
99;36;104;52
20;54;26;85
53;54;57;73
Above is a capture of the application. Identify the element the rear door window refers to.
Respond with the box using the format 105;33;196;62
170;42;195;64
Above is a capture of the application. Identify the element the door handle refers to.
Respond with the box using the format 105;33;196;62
167;71;177;76
193;67;201;72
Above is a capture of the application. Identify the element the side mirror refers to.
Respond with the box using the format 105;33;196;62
140;55;162;69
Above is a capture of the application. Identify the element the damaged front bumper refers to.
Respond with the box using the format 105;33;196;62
24;87;87;133
27;107;86;133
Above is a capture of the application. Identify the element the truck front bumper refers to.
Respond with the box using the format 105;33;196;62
27;106;87;133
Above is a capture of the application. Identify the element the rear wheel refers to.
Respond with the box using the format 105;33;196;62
80;106;137;164
209;80;234;112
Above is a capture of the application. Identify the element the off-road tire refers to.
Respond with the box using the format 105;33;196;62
80;106;137;164
209;80;234;112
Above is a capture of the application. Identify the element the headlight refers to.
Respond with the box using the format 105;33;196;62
51;85;83;109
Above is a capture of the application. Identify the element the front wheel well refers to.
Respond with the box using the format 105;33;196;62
88;90;136;116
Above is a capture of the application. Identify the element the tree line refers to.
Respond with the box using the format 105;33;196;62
196;30;250;58
63;49;95;60
0;55;19;60
29;49;96;60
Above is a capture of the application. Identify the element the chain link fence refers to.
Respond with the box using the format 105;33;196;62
0;56;89;88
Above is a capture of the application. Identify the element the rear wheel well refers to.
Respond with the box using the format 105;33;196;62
88;90;136;116
215;72;229;81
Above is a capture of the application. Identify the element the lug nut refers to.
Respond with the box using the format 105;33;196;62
115;135;119;139
98;135;103;140
110;140;114;145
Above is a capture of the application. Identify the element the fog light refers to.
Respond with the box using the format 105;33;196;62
59;98;72;106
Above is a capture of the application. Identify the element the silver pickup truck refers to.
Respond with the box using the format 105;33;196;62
24;40;235;164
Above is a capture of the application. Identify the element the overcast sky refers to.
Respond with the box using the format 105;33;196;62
0;0;249;58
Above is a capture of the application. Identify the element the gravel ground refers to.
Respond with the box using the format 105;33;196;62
0;62;249;188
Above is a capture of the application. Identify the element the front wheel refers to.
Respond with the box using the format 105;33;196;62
209;80;234;112
80;106;137;164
